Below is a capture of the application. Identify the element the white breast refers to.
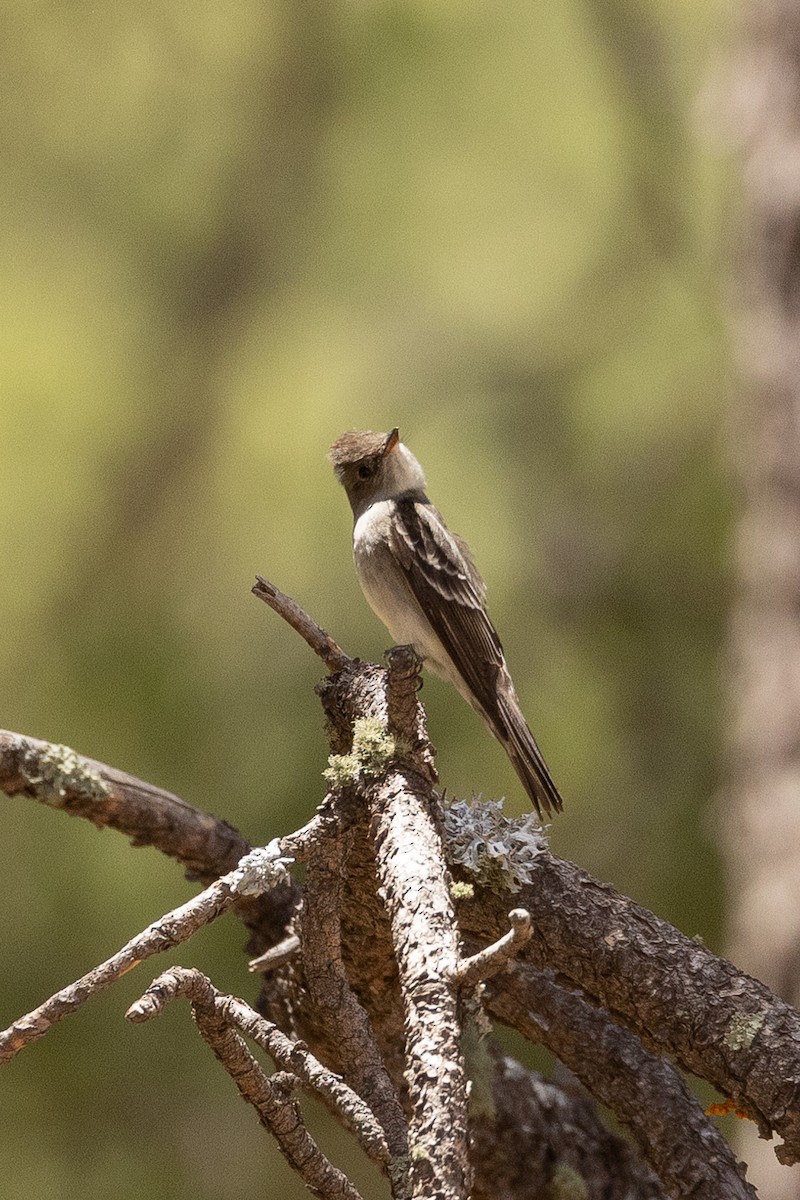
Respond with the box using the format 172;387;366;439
352;502;452;675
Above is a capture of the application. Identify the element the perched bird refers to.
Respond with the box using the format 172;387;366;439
328;427;563;817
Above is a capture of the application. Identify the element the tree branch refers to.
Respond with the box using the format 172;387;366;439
298;810;409;1167
485;961;755;1198
0;730;251;884
129;967;364;1200
0;839;296;1063
462;863;800;1163
471;1052;668;1200
252;575;352;671
128;967;390;1171
248;933;301;972
7;579;800;1196
453;908;531;987
319;650;471;1200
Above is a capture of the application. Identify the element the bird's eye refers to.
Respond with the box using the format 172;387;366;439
357;462;375;481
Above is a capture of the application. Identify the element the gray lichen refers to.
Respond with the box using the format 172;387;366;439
442;796;546;893
19;742;110;806
229;841;294;896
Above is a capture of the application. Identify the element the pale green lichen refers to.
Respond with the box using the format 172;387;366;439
323;752;362;787
20;742;110;806
323;717;405;787
351;716;403;773
549;1162;589;1200
450;880;475;901
442;796;546;893
724;1011;765;1051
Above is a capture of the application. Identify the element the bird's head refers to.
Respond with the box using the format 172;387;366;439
328;428;427;516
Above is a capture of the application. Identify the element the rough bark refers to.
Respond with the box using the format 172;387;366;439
2;583;791;1197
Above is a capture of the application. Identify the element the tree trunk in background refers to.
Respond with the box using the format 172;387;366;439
726;1;800;1193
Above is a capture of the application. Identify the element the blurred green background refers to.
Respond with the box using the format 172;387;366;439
1;1;732;1195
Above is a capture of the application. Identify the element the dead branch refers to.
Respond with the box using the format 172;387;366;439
462;861;800;1164
5;578;800;1198
129;967;363;1200
453;908;531;987
318;647;472;1200
367;771;470;1199
485;961;755;1199
252;575;352;671
128;967;391;1170
470;1053;668;1200
298;809;409;1165
0;729;303;963
0;838;297;1063
0;729;251;884
249;933;301;972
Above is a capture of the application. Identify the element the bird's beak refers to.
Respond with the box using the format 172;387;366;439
382;428;400;456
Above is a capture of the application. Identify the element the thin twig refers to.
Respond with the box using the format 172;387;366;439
249;934;301;972
0;842;297;1064
253;575;352;671
129;968;363;1200
453;909;531;988
129;968;390;1168
0;878;236;1064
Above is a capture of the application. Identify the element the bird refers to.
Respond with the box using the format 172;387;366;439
328;427;563;818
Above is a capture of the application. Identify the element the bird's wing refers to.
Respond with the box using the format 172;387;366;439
388;496;564;817
388;497;505;719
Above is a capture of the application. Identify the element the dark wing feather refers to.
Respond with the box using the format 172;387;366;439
389;497;563;816
389;498;505;714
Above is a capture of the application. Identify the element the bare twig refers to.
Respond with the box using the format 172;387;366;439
129;967;363;1200
0;842;295;1064
128;967;390;1169
248;933;301;972
252;575;352;671
453;908;531;988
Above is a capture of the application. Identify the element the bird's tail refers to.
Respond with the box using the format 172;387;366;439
495;688;564;819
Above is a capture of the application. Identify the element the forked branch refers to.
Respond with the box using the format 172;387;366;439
130;967;365;1200
3;577;796;1199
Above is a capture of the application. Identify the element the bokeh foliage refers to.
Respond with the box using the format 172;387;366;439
1;1;731;1195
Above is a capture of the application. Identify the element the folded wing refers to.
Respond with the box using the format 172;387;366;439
388;497;563;817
